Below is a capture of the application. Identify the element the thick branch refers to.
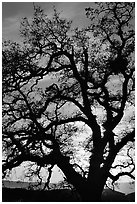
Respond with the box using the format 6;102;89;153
111;78;129;129
2;155;25;172
59;95;85;114
115;130;135;153
57;154;87;195
2;152;56;173
44;116;89;132
108;170;135;184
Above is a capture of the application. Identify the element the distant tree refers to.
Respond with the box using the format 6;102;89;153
2;3;135;201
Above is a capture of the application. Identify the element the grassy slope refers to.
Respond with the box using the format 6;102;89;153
2;187;135;202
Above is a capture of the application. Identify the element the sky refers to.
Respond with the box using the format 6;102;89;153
2;2;93;42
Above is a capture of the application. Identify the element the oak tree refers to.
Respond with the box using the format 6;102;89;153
2;3;135;201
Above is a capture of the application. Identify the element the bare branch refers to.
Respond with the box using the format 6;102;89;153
44;116;89;132
43;164;54;190
108;170;135;184
115;130;135;153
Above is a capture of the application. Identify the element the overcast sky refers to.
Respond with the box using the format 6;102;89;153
2;2;93;42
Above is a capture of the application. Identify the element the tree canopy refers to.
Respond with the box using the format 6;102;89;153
2;2;135;201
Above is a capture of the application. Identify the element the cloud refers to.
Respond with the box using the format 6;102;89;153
56;2;81;19
2;2;93;41
46;2;93;29
2;16;21;41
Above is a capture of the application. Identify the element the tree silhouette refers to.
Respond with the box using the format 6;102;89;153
2;3;135;201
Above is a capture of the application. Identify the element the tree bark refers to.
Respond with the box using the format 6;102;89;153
57;154;106;202
57;155;87;194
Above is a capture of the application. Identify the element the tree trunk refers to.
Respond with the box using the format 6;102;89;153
79;183;103;202
82;171;106;201
57;154;106;202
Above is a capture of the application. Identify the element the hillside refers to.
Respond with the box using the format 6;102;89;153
2;180;135;202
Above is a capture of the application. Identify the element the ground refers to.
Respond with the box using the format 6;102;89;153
2;187;135;202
